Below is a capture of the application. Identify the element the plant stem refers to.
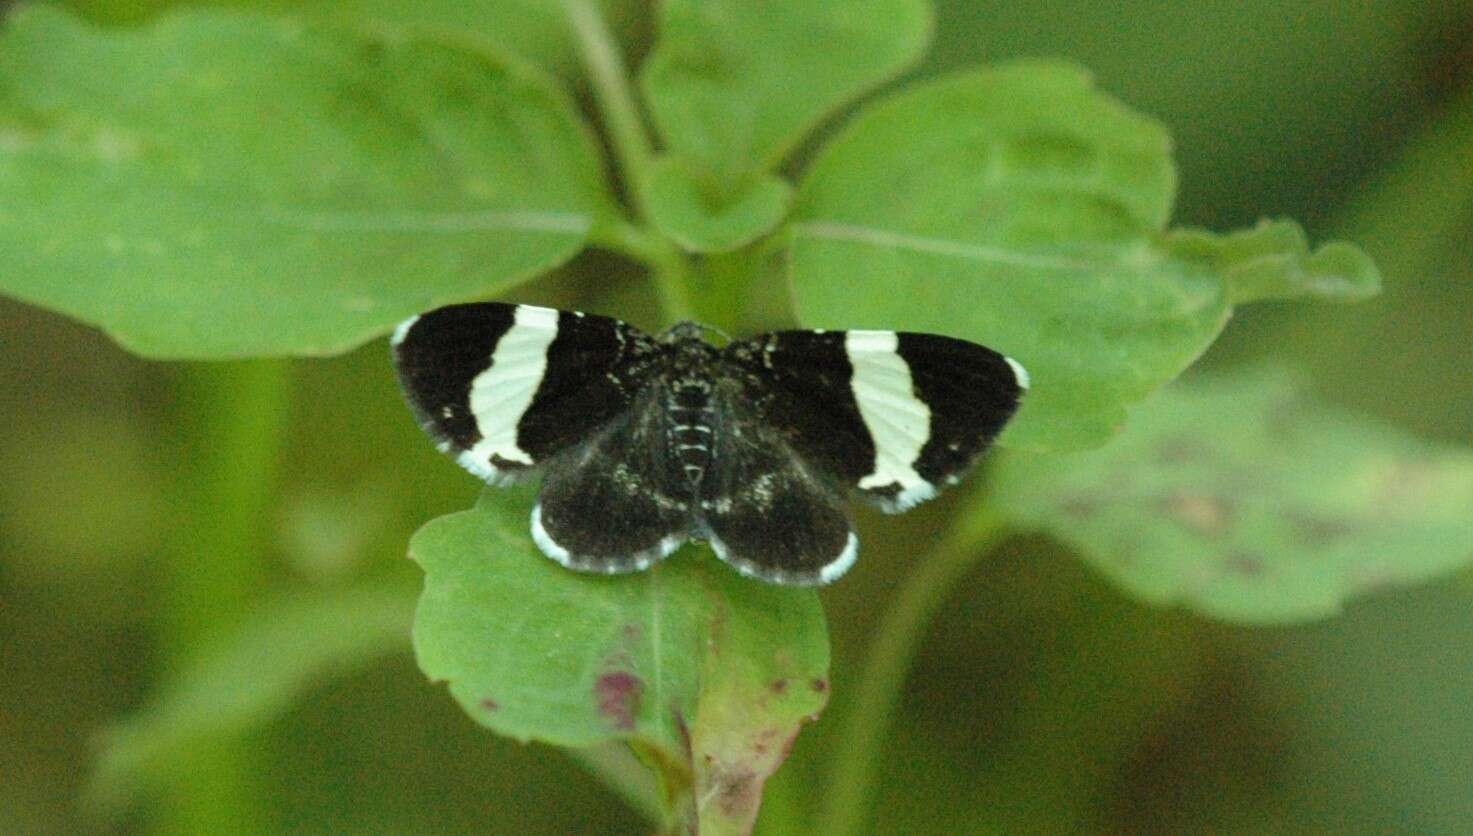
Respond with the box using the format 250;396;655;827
160;360;291;835
816;507;1010;836
588;218;697;324
589;217;671;266
565;1;704;327
566;0;656;208
651;258;698;324
692;249;765;335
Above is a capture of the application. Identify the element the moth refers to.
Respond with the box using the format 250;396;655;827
392;303;1027;586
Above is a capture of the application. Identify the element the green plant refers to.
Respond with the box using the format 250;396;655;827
3;2;1471;833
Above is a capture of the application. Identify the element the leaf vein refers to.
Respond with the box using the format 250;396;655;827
260;209;592;235
791;220;1104;270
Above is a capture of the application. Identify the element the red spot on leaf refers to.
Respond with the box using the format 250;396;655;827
595;672;643;731
1061;494;1102;519
1288;513;1357;546
1156;434;1212;464
1225;551;1267;576
713;766;758;820
478;698;499;712
810;678;829;694
770;678;789;695
1163;492;1233;537
753;726;792;758
697;728;806;829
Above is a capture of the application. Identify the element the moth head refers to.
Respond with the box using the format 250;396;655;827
659;320;730;345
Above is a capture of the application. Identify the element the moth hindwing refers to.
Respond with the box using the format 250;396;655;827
393;304;1027;585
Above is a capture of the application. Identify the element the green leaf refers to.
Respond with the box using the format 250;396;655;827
0;7;612;358
788;61;1379;451
991;370;1473;624
640;0;932;180
411;488;829;832
55;0;634;77
1163;219;1381;305
91;585;417;805
642;155;793;253
299;0;633;81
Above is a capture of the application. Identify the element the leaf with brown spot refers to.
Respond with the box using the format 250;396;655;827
410;486;829;832
993;369;1473;623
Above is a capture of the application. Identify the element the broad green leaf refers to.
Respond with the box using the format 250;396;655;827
297;0;635;80
788;61;1379;451
0;7;612;358
91;585;417;804
411;488;829;833
640;0;931;180
55;0;634;78
991;370;1473;624
642;155;793;252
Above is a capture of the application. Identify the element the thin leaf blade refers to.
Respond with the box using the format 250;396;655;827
91;585;417;806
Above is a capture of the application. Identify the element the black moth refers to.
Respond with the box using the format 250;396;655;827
392;303;1027;586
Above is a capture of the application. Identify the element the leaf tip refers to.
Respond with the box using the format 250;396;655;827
1166;218;1383;306
1305;240;1383;301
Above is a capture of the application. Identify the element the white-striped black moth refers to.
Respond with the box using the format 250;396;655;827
392;303;1027;586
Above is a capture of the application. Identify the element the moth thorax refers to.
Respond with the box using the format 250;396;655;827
666;380;715;485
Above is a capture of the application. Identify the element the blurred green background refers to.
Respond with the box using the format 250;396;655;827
3;1;1472;833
